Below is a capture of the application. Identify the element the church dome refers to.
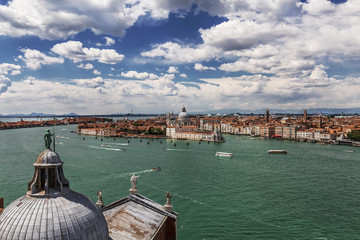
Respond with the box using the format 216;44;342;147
35;149;63;166
178;106;189;120
0;145;109;240
0;191;109;240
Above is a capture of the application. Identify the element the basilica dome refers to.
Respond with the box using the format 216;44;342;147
178;106;189;120
0;148;109;240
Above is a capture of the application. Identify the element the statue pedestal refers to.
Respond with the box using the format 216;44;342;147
129;188;138;195
164;204;173;212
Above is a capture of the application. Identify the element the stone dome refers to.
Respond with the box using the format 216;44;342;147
35;149;63;166
178;106;189;120
0;191;109;239
0;146;109;240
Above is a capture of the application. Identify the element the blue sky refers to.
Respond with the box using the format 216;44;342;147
0;0;359;114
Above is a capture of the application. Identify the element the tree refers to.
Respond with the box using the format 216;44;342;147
348;130;360;141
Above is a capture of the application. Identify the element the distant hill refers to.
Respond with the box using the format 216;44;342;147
0;112;79;117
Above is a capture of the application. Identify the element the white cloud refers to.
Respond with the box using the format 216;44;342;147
104;37;115;46
0;63;21;75
121;70;158;79
180;73;188;78
1;69;359;114
141;42;221;63
77;63;94;70
194;63;216;71
0;0;158;40
10;70;21;76
23;76;36;85
18;49;64;70
76;77;105;88
93;69;101;75
51;41;124;64
167;66;178;74
96;37;116;47
0;75;11;94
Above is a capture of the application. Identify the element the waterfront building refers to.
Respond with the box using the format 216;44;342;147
296;130;315;140
265;108;270;123
260;126;275;138
166;106;223;142
275;126;283;137
282;126;298;139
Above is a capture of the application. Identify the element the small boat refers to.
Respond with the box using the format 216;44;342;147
345;150;354;153
152;167;161;171
101;144;108;147
268;150;287;154
215;152;233;157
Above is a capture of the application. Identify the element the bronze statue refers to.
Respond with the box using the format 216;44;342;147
44;129;53;149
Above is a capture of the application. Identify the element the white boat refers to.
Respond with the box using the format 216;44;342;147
268;150;287;154
215;152;233;157
345;149;354;153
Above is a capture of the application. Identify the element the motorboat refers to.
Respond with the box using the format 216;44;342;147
152;167;161;171
215;152;233;157
268;150;287;154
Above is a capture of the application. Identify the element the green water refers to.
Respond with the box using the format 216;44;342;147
1;125;360;239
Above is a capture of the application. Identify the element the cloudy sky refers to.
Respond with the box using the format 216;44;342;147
0;0;359;114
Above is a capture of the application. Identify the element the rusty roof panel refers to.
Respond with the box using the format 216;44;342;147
104;201;166;240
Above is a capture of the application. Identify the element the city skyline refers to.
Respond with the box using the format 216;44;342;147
0;0;359;114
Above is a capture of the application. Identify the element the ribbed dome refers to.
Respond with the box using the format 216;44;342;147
0;191;109;240
35;149;63;166
178;106;189;120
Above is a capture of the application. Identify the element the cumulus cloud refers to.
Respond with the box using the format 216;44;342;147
51;41;124;64
76;77;105;88
104;37;115;46
0;0;156;39
93;69;101;75
0;75;11;94
1;70;360;114
121;70;158;80
194;63;216;71
18;49;64;70
23;76;36;85
180;73;188;78
141;42;221;63
167;66;178;74
77;63;94;70
0;63;21;75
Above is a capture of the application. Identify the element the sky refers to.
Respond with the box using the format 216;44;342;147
0;0;359;114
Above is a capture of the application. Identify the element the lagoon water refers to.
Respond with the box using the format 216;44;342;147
1;125;360;239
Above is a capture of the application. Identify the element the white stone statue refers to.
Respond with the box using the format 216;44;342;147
129;175;139;195
164;192;173;212
96;190;104;208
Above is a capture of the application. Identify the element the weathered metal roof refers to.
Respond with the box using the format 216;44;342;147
35;149;63;166
0;191;109;240
103;194;177;240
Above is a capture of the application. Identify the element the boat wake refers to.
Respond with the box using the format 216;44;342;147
166;148;197;152
108;143;129;146
89;145;126;151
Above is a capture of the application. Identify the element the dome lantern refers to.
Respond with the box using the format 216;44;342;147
27;149;69;197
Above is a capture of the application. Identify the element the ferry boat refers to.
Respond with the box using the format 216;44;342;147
268;150;287;154
215;152;233;157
